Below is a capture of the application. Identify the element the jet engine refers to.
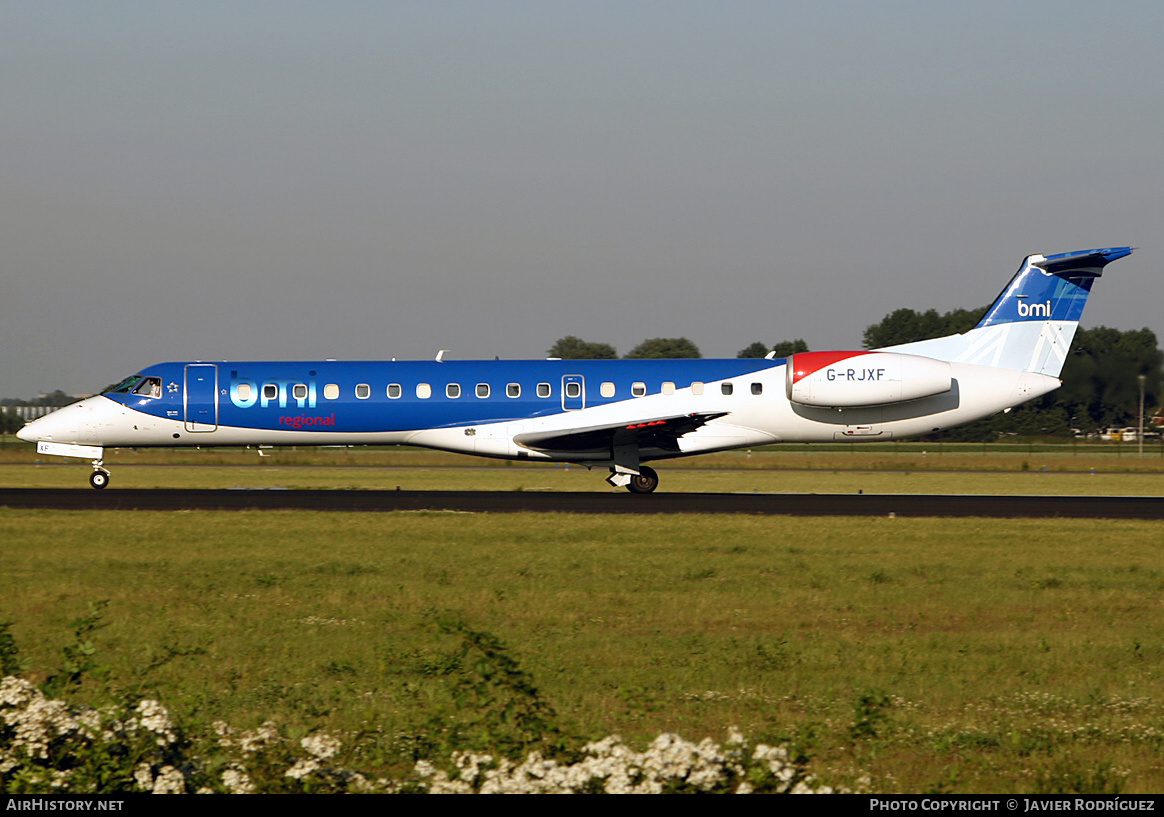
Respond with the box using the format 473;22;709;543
785;351;952;408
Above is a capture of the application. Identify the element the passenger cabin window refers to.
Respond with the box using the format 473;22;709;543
476;383;490;398
446;383;461;398
293;384;308;400
631;382;646;397
661;381;676;395
600;382;615;398
387;384;402;399
416;383;432;399
324;384;340;400
236;383;253;402
721;383;734;396
506;383;521;398
565;382;581;399
355;383;371;399
263;384;278;401
751;383;763;395
692;381;704;396
536;383;551;398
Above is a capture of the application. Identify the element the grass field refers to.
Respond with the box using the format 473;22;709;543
2;440;1163;793
4;509;1164;792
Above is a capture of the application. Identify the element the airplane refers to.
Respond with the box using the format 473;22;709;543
17;247;1133;492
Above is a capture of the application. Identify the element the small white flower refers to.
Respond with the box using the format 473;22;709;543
238;721;280;753
286;758;321;780
134;762;154;791
0;676;38;708
301;733;341;760
135;699;176;746
151;765;185;794
222;766;254;794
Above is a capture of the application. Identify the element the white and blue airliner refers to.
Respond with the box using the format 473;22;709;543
18;247;1133;491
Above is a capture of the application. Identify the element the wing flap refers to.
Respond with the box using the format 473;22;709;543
513;411;728;454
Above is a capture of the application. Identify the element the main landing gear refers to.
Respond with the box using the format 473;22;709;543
605;465;659;493
90;460;110;490
626;465;659;494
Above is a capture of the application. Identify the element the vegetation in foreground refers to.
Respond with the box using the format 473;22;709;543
2;510;1163;793
1;617;822;793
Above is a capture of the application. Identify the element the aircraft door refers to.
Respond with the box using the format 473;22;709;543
184;364;218;432
561;375;585;411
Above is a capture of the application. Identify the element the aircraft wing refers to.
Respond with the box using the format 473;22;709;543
513;411;729;454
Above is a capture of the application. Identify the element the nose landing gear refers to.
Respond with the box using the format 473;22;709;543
90;459;110;490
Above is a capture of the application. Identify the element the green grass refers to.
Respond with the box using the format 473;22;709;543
3;509;1163;792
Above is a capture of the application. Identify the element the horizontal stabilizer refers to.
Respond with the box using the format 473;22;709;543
1036;247;1133;275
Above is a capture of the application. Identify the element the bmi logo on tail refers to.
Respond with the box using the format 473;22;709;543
1016;297;1051;318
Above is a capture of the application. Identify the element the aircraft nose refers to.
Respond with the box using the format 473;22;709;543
16;410;62;443
12;398;108;445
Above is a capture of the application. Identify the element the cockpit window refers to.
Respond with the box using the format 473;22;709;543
104;375;143;394
132;377;163;398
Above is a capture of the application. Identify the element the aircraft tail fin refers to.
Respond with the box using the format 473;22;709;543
882;247;1133;377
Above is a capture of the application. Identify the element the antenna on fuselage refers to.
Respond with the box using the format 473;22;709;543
435;350;448;362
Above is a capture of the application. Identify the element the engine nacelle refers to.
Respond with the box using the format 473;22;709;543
786;351;952;408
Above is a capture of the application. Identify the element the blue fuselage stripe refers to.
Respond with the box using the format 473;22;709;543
109;358;783;433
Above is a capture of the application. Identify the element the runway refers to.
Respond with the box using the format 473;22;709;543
2;488;1163;518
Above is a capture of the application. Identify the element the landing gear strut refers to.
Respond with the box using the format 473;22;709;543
626;465;658;494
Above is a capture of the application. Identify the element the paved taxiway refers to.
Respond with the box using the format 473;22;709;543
1;489;1162;518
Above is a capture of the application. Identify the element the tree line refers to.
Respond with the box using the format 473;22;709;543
548;336;809;360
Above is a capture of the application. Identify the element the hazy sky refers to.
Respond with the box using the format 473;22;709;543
3;1;1160;397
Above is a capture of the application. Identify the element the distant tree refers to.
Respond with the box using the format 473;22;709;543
737;339;809;358
35;390;78;407
862;307;987;349
771;339;809;358
736;342;769;358
547;336;618;359
624;338;701;359
0;407;23;435
1056;327;1163;431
